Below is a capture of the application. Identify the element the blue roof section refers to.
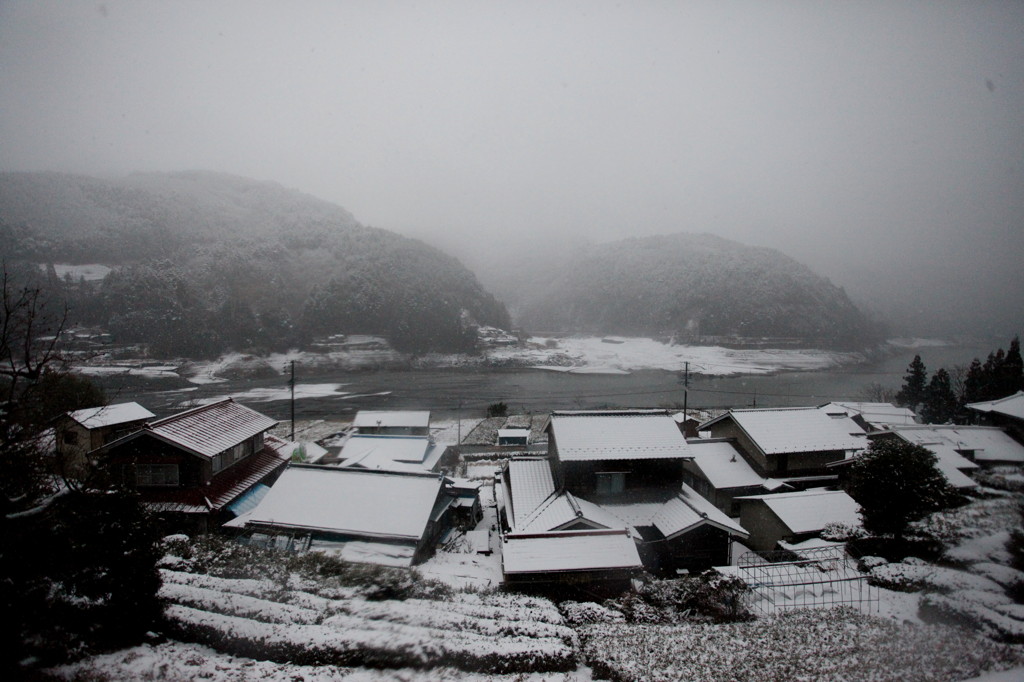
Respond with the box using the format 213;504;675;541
226;482;271;516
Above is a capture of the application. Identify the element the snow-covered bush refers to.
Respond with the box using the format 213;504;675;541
559;601;626;625
857;555;888;571
821;522;868;541
921;593;1024;643
580;607;1024;682
603;572;752;624
162;534;453;601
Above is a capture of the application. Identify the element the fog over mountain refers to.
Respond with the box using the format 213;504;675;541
0;171;510;357
492;233;881;348
0;2;1021;339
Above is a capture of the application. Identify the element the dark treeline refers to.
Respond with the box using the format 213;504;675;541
504;233;884;349
895;337;1024;423
0;172;510;358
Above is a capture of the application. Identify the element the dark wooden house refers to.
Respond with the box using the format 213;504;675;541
98;399;289;533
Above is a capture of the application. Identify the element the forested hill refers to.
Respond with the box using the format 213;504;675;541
503;233;881;349
0;171;510;357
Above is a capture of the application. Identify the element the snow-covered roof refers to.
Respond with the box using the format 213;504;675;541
338;435;435;469
353;410;430;429
549;411;692;462
516;491;633;534
737;489;861;535
704;408;867;455
687;439;768;490
966;391;1024;421
651;484;749;539
502;530;642;575
118;399;277;459
822;402;918;429
67;402;155;429
883;425;1024;464
239;465;446;541
505;458;556;527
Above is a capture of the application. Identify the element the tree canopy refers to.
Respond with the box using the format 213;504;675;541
847;438;955;540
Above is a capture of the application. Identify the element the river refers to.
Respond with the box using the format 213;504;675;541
98;341;998;422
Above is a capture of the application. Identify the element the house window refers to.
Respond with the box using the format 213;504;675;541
596;472;626;494
136;463;179;487
63;431;78;445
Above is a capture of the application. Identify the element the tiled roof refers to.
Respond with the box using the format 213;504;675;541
143;440;290;515
550;412;692;462
353;410;431;428
738;489;861;534
687;439;766;489
239;465;446;541
966;391;1024;421
708;408;867;455
68;402;155;429
651;484;748;539
145;399;278;458
502;530;642;575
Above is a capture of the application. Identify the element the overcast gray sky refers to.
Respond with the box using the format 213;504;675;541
1;1;1021;334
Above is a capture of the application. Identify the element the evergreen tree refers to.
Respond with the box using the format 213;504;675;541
963;358;986;406
895;355;928;410
847;438;953;541
921;368;957;424
997;336;1024;397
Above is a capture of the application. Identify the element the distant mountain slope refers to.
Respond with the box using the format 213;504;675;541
0;171;509;357
504;233;880;348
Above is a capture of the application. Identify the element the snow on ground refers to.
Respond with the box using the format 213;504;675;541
51;263;112;281
75;364;183;380
491;336;863;375
46;640;591;681
78;335;869;385
419;484;503;590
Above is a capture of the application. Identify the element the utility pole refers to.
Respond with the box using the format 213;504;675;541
682;361;689;423
289;360;296;441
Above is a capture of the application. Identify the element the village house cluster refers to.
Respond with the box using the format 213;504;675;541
52;391;1024;590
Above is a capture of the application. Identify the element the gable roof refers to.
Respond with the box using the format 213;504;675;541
737;489;861;534
703;407;867;455
651;484;749;539
142;435;291;515
353;410;430;429
549;410;692;462
67;402;155;429
102;399;278;459
238;465;447;541
966;391;1024;421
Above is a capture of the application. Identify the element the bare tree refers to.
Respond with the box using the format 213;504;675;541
0;266;72;510
857;381;898;404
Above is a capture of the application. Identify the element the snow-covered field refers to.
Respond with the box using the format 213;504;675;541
75;335;869;388
493;336;864;375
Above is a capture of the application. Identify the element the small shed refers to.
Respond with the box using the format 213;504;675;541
497;428;530;447
55;402;155;476
736;489;861;552
227;465;454;566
